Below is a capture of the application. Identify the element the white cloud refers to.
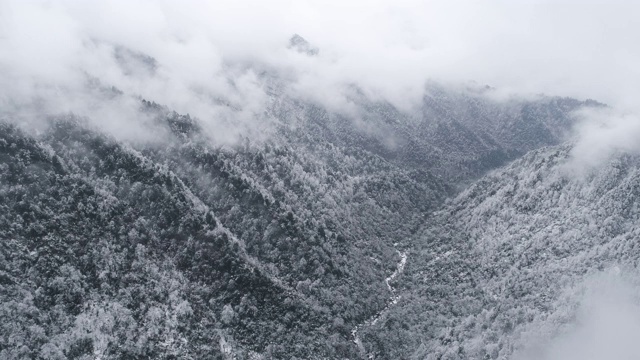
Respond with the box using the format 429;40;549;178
517;268;640;360
1;0;639;146
563;107;640;174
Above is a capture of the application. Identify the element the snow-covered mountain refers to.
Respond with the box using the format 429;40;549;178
0;32;625;359
364;145;640;359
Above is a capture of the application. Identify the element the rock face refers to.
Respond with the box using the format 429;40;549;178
0;79;604;359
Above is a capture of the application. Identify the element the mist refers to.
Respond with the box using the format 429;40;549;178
3;2;640;359
2;0;640;148
516;268;640;360
564;107;640;174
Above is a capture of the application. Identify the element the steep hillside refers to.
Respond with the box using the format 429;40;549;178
366;145;640;359
0;83;595;359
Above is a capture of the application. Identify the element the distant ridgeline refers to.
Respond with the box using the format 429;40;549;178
0;84;598;358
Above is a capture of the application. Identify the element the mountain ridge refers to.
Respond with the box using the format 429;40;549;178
0;82;605;358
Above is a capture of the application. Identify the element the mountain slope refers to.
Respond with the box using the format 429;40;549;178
0;82;597;359
0;121;356;359
367;145;640;359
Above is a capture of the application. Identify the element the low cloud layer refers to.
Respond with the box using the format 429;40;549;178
517;268;640;360
566;107;640;173
1;1;639;149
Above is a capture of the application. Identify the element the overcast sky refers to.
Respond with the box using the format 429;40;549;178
0;0;638;151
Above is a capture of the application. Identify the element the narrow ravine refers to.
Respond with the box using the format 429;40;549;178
352;248;408;358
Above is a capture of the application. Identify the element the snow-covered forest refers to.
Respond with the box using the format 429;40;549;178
2;1;640;359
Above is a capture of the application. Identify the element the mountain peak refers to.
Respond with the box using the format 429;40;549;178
288;34;319;56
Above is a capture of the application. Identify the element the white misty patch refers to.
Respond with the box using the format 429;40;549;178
516;268;640;360
565;106;640;175
0;1;275;146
